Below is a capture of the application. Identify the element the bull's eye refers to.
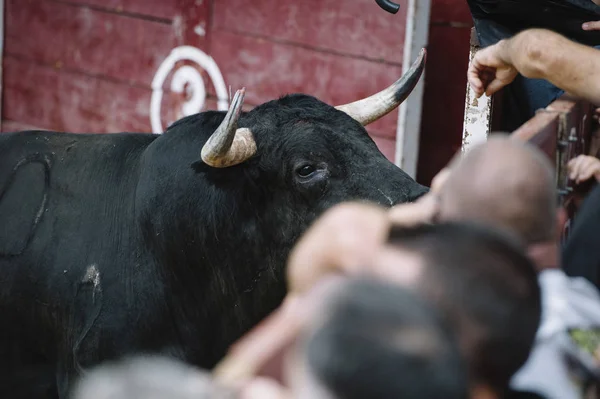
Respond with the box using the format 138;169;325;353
296;164;316;178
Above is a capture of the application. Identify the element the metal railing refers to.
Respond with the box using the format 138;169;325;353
510;94;599;238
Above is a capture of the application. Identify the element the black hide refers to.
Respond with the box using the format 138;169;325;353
0;94;428;398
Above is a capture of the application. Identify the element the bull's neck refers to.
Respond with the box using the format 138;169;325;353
137;186;288;367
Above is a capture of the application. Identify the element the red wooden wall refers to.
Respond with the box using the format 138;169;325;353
2;0;471;185
417;0;472;185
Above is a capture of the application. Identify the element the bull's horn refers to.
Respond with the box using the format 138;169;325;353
201;88;257;168
335;48;427;126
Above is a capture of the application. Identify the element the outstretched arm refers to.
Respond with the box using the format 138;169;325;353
468;29;600;105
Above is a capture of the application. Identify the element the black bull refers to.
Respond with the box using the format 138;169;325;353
0;50;428;397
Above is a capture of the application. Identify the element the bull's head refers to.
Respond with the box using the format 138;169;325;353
197;49;429;211
141;50;429;357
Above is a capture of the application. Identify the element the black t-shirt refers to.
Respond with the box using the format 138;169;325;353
563;183;600;291
467;0;600;47
464;0;600;132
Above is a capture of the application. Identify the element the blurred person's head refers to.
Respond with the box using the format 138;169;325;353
372;222;541;398
71;356;238;399
437;137;563;264
285;278;469;399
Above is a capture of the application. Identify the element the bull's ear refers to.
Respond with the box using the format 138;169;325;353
335;48;426;126
201;88;257;168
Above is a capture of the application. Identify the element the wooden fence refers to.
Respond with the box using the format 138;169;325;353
511;94;599;237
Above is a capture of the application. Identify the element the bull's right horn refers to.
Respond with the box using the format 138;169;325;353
201;88;257;168
335;48;426;126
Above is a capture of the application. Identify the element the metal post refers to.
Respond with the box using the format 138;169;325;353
395;0;430;177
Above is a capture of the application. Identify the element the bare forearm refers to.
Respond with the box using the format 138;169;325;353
501;29;600;104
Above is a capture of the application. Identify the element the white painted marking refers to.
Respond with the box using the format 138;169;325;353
83;264;102;302
150;46;229;134
194;24;206;37
171;65;206;116
83;264;100;290
377;188;394;206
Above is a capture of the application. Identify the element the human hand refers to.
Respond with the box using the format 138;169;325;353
582;21;600;31
468;40;519;98
568;155;600;184
213;276;344;386
430;167;451;194
286;202;389;296
388;165;449;226
388;193;439;226
212;295;305;385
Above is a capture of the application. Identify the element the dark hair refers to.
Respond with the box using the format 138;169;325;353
304;278;469;399
386;222;541;393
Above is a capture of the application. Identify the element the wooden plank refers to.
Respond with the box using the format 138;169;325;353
58;0;212;34
418;83;468;183
547;94;594;157
209;31;401;138
3;56;152;133
5;0;180;86
172;0;213;49
213;0;406;64
50;0;178;20
417;25;470;185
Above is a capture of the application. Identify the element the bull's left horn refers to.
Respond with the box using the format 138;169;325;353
335;48;426;126
201;88;257;168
